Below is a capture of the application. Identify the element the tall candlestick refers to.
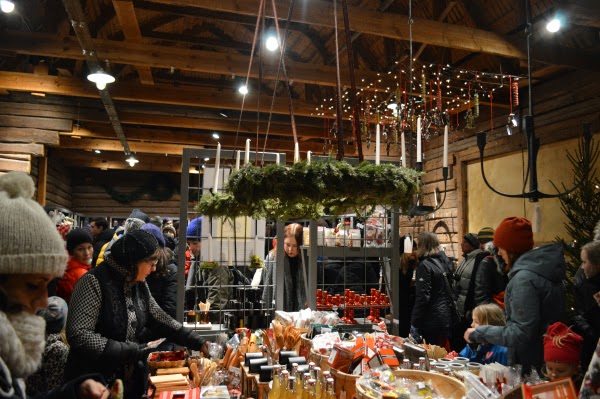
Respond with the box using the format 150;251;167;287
443;125;449;168
207;234;213;261
416;116;422;163
275;153;280;165
307;150;312;164
245;139;250;165
212;142;221;192
294;142;299;163
235;150;240;171
401;131;406;167
375;124;381;165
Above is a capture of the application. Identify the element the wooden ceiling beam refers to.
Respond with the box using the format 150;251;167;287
0;31;384;89
0;127;60;145
55;149;186;173
0;71;327;118
149;0;526;59
112;0;154;85
0;143;45;156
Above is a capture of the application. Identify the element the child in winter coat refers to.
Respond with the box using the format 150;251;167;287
543;322;583;394
459;303;508;365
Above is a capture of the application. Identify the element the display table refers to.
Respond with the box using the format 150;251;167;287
241;365;256;398
254;375;269;399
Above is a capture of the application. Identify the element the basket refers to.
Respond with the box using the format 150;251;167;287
147;351;186;370
308;349;330;371
355;370;466;399
330;368;360;399
299;333;312;359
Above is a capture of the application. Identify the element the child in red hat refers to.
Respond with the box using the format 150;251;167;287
543;322;583;392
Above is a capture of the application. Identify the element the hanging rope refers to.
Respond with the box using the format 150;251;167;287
333;0;345;161
233;0;265;159
256;0;266;165
261;0;298;164
341;0;362;161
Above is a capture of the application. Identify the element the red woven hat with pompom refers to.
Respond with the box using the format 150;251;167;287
493;216;534;254
544;322;583;364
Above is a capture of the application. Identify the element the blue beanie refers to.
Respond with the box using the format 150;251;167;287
186;217;202;239
37;296;68;334
141;223;165;247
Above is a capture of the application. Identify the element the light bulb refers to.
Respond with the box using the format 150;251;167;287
0;0;15;13
212;132;220;139
546;18;560;33
126;155;139;167
96;82;106;90
265;36;279;51
239;85;248;95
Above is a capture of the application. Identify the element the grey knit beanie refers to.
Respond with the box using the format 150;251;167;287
0;172;67;276
37;296;68;334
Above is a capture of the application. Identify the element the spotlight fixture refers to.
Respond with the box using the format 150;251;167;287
0;0;15;13
238;85;248;95
546;17;561;33
212;132;220;139
87;69;115;90
204;157;210;161
265;36;279;52
94;149;101;154
126;155;139;167
509;113;518;128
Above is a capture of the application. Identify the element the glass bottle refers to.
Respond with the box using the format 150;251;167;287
325;378;335;399
307;379;317;399
301;373;312;399
294;370;305;398
278;370;290;399
313;367;322;399
268;365;282;399
286;376;298;399
291;363;299;380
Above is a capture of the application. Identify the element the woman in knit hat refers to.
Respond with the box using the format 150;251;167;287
65;229;209;398
465;216;567;375
543;322;583;392
56;228;94;304
0;172;109;399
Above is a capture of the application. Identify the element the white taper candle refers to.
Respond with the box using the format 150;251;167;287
245;139;250;165
375;124;381;165
416;116;422;162
443;125;449;168
212;142;221;192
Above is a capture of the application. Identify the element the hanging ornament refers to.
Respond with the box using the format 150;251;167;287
512;81;519;107
437;84;442;111
465;109;474;129
421;75;427;103
473;92;480;118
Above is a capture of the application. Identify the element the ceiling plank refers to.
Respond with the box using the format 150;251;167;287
56;149;185;172
149;0;526;59
0;71;327;118
0;114;73;131
112;0;154;85
0;31;385;89
0;127;60;145
0;143;45;156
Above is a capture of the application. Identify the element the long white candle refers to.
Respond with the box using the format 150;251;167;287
235;150;240;171
294;142;299;163
307;150;312;164
416;116;422;162
208;234;213;261
245;139;250;165
254;235;259;256
213;142;221;192
443;125;449;168
401;131;406;167
375;124;381;165
275;153;280;165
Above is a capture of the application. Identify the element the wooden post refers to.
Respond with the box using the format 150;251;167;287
37;152;47;206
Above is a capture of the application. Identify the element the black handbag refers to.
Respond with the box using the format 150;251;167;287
430;258;462;327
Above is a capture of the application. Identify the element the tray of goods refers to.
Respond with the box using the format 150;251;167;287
147;349;187;369
356;369;466;399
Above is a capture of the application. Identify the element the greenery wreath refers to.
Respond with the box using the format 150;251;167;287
196;160;422;220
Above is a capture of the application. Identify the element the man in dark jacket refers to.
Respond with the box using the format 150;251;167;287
90;217;114;267
474;241;509;308
573;240;600;371
465;217;566;375
454;233;484;325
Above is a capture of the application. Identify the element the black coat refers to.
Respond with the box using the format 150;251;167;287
92;228;114;267
147;263;178;319
474;256;509;306
411;252;454;337
573;268;600;370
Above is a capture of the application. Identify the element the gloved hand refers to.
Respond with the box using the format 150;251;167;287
410;326;422;343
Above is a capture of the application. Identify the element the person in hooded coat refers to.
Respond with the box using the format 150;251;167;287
465;217;566;375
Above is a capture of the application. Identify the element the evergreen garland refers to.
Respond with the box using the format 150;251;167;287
196;160;422;220
103;175;178;204
554;137;600;315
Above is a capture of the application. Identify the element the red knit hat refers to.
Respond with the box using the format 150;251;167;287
543;322;583;364
493;216;534;254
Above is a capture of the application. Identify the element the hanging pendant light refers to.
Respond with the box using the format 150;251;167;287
0;0;15;13
87;69;115;90
126;155;139;167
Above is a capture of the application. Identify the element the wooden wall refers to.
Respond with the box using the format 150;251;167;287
30;151;73;209
400;69;600;259
69;168;196;219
